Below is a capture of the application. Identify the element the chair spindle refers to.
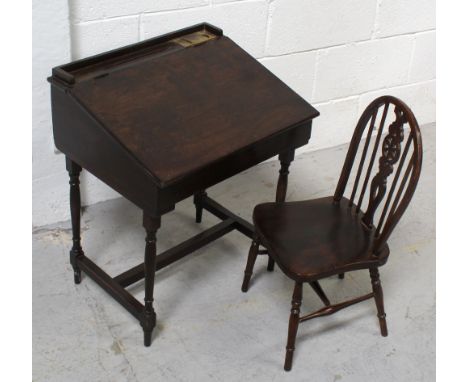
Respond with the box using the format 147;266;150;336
349;110;378;207
356;103;389;212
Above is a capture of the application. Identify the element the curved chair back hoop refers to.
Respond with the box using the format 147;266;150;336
333;95;423;254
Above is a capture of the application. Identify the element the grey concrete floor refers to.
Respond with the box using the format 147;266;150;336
33;124;435;382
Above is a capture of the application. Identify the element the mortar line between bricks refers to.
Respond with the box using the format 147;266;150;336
73;3;212;25
74;14;141;25
371;0;383;39
138;14;143;41
311;50;320;102
65;0;74;59
262;0;273;57
73;0;273;26
407;35;417;83
257;28;436;60
313;78;435;106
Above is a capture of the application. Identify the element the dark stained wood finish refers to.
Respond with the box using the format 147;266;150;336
284;281;303;371
241;148;296;280
76;255;144;320
299;293;374;323
370;267;388;336
48;23;319;347
241;234;260;293
242;96;423;371
70;38;316;186
275;149;295;203
193;190;207;223
142;214;160;346
267;254;275;272
202;196;255;238
334;96;422;253
49;29;317;217
66;157;84;284
114;218;236;288
271;149;295;271
253;196;390;281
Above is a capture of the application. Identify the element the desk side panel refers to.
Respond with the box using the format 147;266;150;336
50;86;161;215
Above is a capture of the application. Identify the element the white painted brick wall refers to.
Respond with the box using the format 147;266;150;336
409;31;436;83
359;80;436;125
310;97;360;152
313;35;414;102
33;0;72;226
71;16;140;58
32;0;436;226
260;51;316;103
266;0;376;55
69;1;210;23
376;0;436;37
141;1;268;58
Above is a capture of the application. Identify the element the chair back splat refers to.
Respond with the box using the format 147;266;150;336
333;96;423;254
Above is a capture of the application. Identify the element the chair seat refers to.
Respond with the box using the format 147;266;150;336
253;196;389;281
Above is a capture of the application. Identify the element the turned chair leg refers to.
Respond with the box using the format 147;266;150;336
66;157;84;284
284;281;303;371
241;236;260;292
370;267;388;337
141;213;161;346
193;190;207;223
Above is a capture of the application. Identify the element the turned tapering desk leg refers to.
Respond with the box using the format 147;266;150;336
269;149;295;272
141;213;161;346
276;150;294;203
66;157;84;284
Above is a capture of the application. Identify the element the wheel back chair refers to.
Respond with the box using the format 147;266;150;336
241;96;423;371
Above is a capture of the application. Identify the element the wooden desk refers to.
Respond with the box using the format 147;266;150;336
48;23;319;346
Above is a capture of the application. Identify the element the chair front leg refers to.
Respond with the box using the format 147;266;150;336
284;281;303;371
241;235;260;292
370;267;388;337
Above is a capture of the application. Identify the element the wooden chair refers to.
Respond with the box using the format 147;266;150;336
241;96;423;371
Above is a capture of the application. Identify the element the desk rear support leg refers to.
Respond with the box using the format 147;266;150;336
66;157;84;284
269;149;295;272
194;190;207;223
141;213;161;346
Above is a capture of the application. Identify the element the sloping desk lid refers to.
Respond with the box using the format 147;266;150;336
50;23;319;186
